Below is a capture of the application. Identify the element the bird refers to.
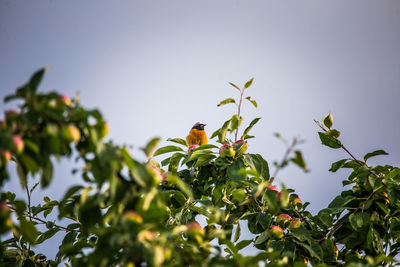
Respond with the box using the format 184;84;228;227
186;122;208;146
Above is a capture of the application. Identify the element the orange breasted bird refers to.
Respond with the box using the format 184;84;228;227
186;122;208;146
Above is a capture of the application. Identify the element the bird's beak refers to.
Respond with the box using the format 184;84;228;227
203;124;207;126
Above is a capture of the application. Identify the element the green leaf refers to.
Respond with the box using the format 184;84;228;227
20;219;39;243
168;153;185;172
153;145;184;156
323;113;333;129
363;150;388;162
241;118;261;139
243;154;270;181
120;148;146;187
290;150;309;173
167;174;193;199
167;138;187;146
235;239;252;250
227;159;247;181
254;231;269;245
229;82;241;91
244;78;254;89
36;228;59;244
217;98;236;107
349;212;369;230
233;222;241;242
41;159;53;188
230;114;240;133
245;96;258;108
329;159;348;172
144;137;161;158
220;119;231;143
326;129;340;138
318;132;342;149
29;67;48;93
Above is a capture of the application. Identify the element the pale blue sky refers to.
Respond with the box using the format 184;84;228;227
1;0;399;259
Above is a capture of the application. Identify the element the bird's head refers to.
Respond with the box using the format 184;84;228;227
192;122;206;131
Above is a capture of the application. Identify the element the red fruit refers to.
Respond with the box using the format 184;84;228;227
276;214;291;224
147;164;163;183
270;225;284;239
161;171;170;182
233;140;248;157
289;218;302;229
12;136;24;153
187;221;205;236
123;211;143;224
61;125;81;142
267;185;278;191
219;144;236;158
188;144;200;153
60;94;72;106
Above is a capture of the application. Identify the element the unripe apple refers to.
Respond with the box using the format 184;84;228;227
276;214;291;224
289;218;302;229
0;202;11;218
233;139;248;157
12;136;24;153
161;171;170;182
187;144;200;154
61;125;81;142
1;150;11;164
99;121;109;139
270;225;284;239
139;230;156;242
267;185;278;192
187;221;205;237
60;94;72;106
219;144;235;158
147;164;163;184
292;197;302;206
123;210;143;224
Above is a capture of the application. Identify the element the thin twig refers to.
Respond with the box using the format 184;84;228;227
271;138;298;182
25;184;32;252
234;88;245;142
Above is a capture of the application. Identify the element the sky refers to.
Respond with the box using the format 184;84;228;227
1;0;400;260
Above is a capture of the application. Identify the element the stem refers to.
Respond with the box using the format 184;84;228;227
271;138;298;181
25;184;32;252
234;88;245;142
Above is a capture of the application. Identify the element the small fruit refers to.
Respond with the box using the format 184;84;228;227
187;221;205;237
60;94;72;106
147;164;163;183
289;218;302;229
292;197;302;206
12;136;24;153
219;144;235;158
270;225;284;239
233;139;248;157
276;214;291;224
187;144;200;154
100;121;109;138
123;210;143;224
267;185;278;191
139;230;156;242
61;125;81;142
1;150;11;164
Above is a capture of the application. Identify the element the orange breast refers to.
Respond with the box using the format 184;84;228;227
186;129;208;146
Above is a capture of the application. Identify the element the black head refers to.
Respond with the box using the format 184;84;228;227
192;122;206;130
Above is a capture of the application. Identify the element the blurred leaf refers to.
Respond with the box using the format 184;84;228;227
329;159;349;172
290;150;309;173
233;222;241;242
229;82;241;91
318;132;342;149
168;153;185;172
144;137;161;158
322;113;333;129
217;98;236;107
254;231;269;245
363;150;388;162
349;212;369;230
220;119;231;143
153;145;184;156
244;78;254;89
20;219;39;243
236;239;252;250
326;129;340;138
245;96;258;108
230;114;240;133
241;118;261;139
29;67;48;93
41;159;53;188
244;154;270;181
167;138;187;146
167;174;193;199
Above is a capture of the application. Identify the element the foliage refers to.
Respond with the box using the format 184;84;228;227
0;69;399;266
